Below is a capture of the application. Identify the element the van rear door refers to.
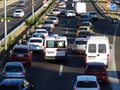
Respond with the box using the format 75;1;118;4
86;43;108;65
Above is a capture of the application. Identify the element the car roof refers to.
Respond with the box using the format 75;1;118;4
32;33;44;36
75;37;88;41
77;75;97;82
29;37;43;40
0;78;25;86
6;62;23;66
13;45;28;49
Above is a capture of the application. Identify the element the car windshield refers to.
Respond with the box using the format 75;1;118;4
14;49;28;54
87;66;105;72
76;81;97;88
5;66;23;72
0;85;18;90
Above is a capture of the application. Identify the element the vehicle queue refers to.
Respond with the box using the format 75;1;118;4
0;0;110;90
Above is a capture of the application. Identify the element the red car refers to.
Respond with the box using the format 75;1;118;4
84;62;107;84
9;45;32;67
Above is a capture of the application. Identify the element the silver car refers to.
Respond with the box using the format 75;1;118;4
1;62;26;78
72;38;88;54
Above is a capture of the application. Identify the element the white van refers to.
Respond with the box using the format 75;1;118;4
85;36;110;66
44;34;67;61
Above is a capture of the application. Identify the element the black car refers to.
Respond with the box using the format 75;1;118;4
0;78;34;90
77;18;89;28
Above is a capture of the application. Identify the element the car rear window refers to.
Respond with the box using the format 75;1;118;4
14;49;28;53
75;41;87;45
77;81;97;88
29;39;42;43
0;85;18;90
5;66;23;72
86;66;106;72
36;31;47;33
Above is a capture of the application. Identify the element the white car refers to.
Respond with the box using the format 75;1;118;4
74;75;100;90
43;19;55;29
47;16;59;25
35;28;48;37
65;10;76;17
13;9;24;17
1;62;26;78
27;37;44;51
52;8;61;16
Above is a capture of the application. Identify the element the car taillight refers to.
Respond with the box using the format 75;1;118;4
107;54;110;60
74;45;76;48
98;88;101;90
21;72;25;75
2;72;6;76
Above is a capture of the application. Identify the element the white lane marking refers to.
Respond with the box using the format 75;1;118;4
108;22;120;90
59;64;63;76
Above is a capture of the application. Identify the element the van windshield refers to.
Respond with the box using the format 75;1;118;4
46;40;65;48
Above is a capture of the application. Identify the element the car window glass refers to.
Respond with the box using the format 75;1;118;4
98;44;106;53
87;66;106;72
29;39;42;43
75;41;87;45
36;31;47;33
5;66;23;72
77;81;97;88
88;44;96;53
0;85;18;90
14;49;28;53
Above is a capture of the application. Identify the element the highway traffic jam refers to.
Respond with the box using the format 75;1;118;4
0;0;119;90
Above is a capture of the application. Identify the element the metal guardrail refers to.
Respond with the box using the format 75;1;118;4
0;0;57;66
0;0;56;51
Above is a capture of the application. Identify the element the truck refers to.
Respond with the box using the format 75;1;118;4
75;2;86;15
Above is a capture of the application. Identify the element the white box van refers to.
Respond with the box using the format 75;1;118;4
44;34;67;61
85;36;110;66
75;2;86;15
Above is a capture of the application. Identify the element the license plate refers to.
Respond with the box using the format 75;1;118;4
89;56;96;59
18;54;23;57
47;51;54;54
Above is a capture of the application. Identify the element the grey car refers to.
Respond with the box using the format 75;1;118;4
1;62;26;78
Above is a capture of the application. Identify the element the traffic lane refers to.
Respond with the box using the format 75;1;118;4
26;52;85;90
0;0;43;37
115;25;120;80
12;13;111;90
